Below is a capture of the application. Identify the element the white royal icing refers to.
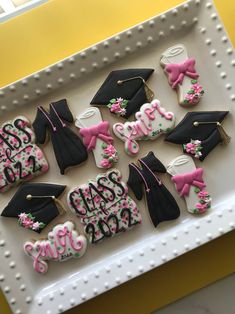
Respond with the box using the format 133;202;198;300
24;221;87;274
113;99;175;156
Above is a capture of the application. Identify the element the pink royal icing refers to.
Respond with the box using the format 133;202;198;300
165;58;199;88
172;168;206;197
80;121;113;151
24;221;87;274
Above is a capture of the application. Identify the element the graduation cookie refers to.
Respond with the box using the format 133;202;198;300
0;116;48;193
167;155;212;215
128;152;180;227
1;183;67;233
165;111;230;161
75;107;118;169
33;99;88;175
67;169;142;244
113;99;175;156
161;44;204;106
90;68;154;118
24;221;87;274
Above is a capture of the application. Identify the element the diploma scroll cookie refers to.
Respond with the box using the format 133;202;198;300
24;221;87;274
167;155;211;215
67;169;142;244
113;99;175;156
76;107;118;169
0;116;48;193
161;44;204;106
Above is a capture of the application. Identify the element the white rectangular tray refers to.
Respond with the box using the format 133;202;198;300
0;1;235;313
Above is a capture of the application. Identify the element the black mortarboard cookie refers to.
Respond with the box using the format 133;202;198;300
90;68;154;118
1;183;66;233
165;111;230;161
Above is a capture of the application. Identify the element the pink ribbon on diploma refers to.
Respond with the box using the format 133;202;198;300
80;121;113;151
165;58;199;88
172;168;206;197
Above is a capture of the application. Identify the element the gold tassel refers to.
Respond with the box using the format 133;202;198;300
217;122;231;145
117;76;154;102
193;121;231;145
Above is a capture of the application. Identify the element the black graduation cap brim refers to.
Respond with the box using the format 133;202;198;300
90;68;154;118
165;111;229;161
1;183;66;233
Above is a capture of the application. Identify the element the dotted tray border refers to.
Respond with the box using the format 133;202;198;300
0;0;235;313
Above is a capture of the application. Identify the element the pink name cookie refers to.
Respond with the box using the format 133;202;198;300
113;99;175;156
24;221;87;274
0;116;48;192
67;169;142;244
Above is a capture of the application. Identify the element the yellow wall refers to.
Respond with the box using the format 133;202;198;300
0;0;235;313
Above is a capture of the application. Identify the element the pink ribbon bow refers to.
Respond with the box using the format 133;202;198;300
172;168;206;197
165;58;199;88
80;121;113;151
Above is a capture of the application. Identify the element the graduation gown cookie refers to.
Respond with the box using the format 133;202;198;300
33;99;88;175
127;152;180;227
1;183;67;233
165;111;230;161
90;68;154;118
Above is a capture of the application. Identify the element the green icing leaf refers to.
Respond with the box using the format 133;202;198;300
188;89;195;94
74;253;80;257
191;79;198;84
102;143;107;149
110;98;116;103
194;187;200;193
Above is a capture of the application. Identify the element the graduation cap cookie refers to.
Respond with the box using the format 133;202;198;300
1;183;66;233
165;111;230;161
90;68;155;118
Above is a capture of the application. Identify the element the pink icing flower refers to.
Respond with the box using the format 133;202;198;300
18;213;28;221
104;144;116;156
41;163;49;172
94;195;101;203
185;142;196;154
32;222;40;230
198;190;209;199
100;159;111;168
22;217;34;228
110;102;121;113
193;83;203;93
195;202;207;213
36;150;43;159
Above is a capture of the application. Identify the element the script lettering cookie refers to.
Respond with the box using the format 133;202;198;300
113;99;175;155
67;169;142;244
24;221;87;274
0;116;48;192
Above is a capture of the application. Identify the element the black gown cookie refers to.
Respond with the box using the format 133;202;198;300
90;68;154;118
1;183;66;233
33;99;88;174
165;111;230;161
127;151;180;227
